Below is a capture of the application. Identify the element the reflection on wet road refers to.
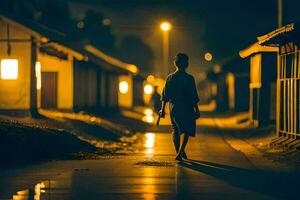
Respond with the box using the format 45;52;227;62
4;132;297;200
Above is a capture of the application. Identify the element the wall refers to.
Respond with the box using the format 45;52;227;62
0;20;31;110
37;53;74;110
73;61;99;111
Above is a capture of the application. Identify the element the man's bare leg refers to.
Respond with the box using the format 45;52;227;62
173;132;180;154
176;133;189;160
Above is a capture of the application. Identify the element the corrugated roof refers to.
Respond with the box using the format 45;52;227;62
84;44;139;75
0;12;84;60
257;23;296;45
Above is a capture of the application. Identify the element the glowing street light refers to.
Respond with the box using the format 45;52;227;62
160;21;171;32
144;84;153;95
160;21;172;77
119;81;129;94
204;52;213;62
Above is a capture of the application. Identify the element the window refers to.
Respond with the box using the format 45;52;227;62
1;59;18;80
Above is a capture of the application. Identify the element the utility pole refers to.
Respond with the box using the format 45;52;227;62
278;0;283;27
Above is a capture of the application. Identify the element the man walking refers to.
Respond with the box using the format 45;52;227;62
159;53;200;161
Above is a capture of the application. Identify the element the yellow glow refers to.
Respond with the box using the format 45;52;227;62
119;81;129;94
144;84;153;95
1;59;18;80
35;62;41;90
160;21;171;32
204;52;213;61
145;133;155;148
146;75;155;82
142;115;154;123
144;108;153;116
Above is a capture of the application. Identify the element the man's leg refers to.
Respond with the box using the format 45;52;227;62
178;133;189;157
171;117;180;154
173;131;180;154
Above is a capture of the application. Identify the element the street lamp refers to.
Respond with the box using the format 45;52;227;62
160;22;171;32
160;21;171;77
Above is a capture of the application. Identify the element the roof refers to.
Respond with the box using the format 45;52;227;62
0;12;84;60
257;23;299;45
239;42;278;58
84;44;139;75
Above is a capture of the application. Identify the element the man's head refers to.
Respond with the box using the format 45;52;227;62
174;53;189;70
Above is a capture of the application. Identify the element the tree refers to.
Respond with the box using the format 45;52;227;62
118;36;154;74
76;10;115;51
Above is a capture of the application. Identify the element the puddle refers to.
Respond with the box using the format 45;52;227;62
11;181;49;200
136;160;175;167
10;172;72;200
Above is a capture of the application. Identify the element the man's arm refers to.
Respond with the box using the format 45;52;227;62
194;103;200;119
159;101;167;118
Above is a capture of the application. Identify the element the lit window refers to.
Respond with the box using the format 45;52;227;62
35;62;41;90
1;59;18;80
119;81;129;94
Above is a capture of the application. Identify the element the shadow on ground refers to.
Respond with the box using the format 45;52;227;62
180;159;299;199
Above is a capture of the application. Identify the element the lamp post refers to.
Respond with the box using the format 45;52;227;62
160;21;171;78
278;0;283;27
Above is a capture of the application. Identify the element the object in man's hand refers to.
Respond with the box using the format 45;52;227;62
195;111;200;119
158;110;165;118
156;116;161;126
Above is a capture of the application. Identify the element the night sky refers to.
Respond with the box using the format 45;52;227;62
69;0;299;75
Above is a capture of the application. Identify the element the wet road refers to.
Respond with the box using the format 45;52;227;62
1;131;298;200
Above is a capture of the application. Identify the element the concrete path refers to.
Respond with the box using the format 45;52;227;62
1;131;298;200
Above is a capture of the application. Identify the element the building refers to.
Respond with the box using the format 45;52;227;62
0;13;84;116
0;13;141;117
240;42;278;127
257;23;300;138
82;44;140;110
209;58;250;112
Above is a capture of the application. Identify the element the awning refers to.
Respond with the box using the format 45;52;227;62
239;42;278;58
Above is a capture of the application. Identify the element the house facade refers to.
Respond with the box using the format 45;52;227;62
240;43;278;127
257;23;300;138
0;14;84;116
0;14;142;117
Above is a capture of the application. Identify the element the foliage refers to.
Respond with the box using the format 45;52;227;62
118;35;154;73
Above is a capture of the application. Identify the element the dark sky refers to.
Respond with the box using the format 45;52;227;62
69;0;300;75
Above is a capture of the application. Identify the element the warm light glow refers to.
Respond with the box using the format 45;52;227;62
119;81;129;94
144;84;153;95
160;21;171;32
146;75;155;82
144;108;153;116
204;52;213;61
212;64;222;74
142;115;154;123
145;133;155;148
35;62;41;90
102;18;111;26
1;59;18;80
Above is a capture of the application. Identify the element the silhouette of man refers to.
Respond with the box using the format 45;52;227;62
150;86;161;114
159;53;200;161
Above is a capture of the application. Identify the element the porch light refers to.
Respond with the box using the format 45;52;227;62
144;84;153;95
35;62;41;90
119;81;129;94
1;59;18;80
